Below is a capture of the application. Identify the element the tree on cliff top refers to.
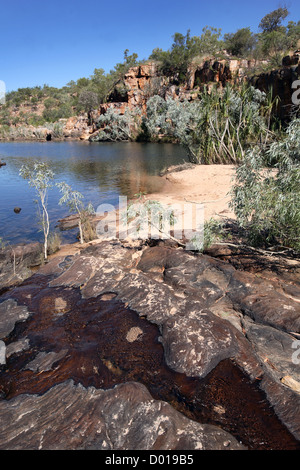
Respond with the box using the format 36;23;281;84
224;28;257;58
78;90;99;124
257;7;291;66
149;28;223;84
259;7;289;33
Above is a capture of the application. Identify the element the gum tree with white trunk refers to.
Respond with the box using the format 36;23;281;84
19;161;54;260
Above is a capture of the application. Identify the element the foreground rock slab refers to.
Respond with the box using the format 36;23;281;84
0;240;299;450
0;381;245;450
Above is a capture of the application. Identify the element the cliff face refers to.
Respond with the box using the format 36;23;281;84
94;54;300;118
251;54;300;122
3;54;299;142
62;64;165;141
99;63;165;115
186;58;266;89
81;55;299;140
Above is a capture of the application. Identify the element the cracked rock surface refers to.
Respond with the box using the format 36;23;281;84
0;240;299;450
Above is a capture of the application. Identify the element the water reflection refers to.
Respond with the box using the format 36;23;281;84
0;141;187;245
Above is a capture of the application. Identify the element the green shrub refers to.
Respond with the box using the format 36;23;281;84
93;107;141;142
47;231;62;255
224;28;257;58
42;103;73;122
230;118;300;250
145;84;270;164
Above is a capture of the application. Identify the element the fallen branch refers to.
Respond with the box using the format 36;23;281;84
149;222;186;247
212;242;294;257
184;196;230;205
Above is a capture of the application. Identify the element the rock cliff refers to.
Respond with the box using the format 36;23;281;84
76;54;300;140
251;53;300;121
2;54;299;141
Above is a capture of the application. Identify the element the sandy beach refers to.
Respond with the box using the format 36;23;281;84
147;164;237;222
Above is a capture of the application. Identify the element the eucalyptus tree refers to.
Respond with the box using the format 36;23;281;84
259;7;289;33
224;27;257;57
257;7;291;66
78;90;99;125
56;182;95;244
19;161;55;260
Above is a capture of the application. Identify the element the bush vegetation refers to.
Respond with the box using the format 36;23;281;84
144;83;275;164
92;107;142;142
230;118;300;251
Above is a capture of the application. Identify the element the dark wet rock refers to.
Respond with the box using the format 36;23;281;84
0;240;299;450
0;381;245;450
57;214;80;231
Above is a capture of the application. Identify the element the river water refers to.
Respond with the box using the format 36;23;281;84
0;141;188;245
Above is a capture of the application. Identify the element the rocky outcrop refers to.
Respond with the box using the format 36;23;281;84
94;54;300;127
2;51;299;142
0;239;299;450
186;58;267;90
282;52;300;67
109;63;165;112
7;54;297;141
0;242;43;293
63;115;98;141
250;56;300;122
61;63;165;139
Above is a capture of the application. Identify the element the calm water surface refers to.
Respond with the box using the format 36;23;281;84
0;141;188;245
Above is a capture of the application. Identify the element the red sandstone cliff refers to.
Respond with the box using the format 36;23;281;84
36;53;300;141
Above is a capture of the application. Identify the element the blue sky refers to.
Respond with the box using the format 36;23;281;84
1;0;299;92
